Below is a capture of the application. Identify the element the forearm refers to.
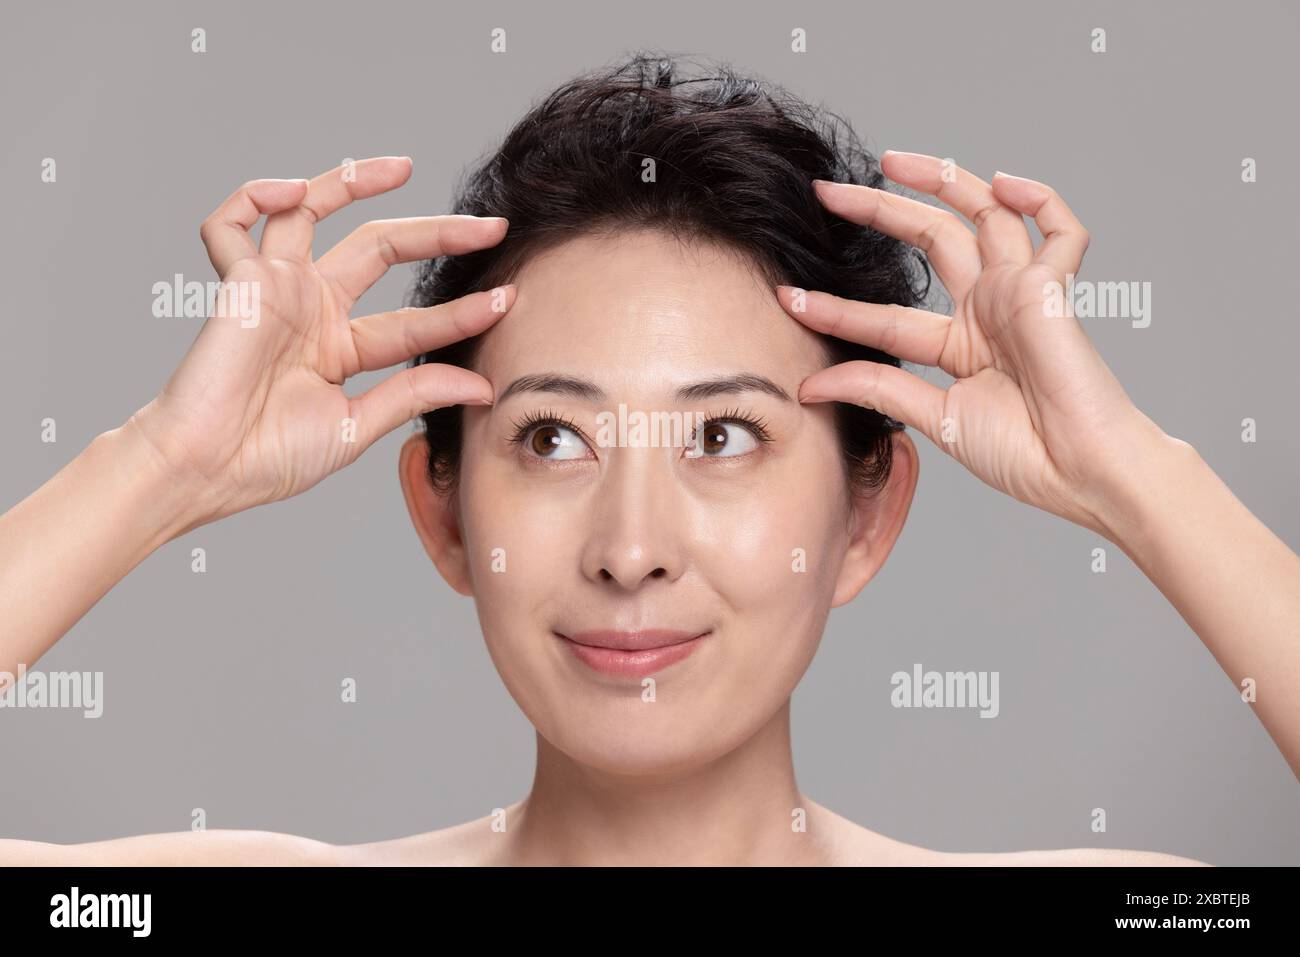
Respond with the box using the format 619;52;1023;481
1098;432;1300;778
0;419;203;671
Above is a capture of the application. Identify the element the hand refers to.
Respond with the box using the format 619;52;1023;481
778;150;1169;537
128;156;513;526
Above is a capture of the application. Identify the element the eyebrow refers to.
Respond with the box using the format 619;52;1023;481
495;372;793;404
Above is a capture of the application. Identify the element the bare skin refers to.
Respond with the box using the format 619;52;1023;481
0;803;1204;866
1;151;1294;866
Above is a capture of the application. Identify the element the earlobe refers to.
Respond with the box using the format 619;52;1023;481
830;431;920;608
397;433;475;596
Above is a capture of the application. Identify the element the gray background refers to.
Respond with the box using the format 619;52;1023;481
2;0;1297;864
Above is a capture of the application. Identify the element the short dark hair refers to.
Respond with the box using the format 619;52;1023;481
408;51;931;499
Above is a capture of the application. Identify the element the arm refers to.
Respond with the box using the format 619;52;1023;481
0;420;203;671
1098;431;1300;777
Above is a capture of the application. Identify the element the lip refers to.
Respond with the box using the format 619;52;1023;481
555;629;711;678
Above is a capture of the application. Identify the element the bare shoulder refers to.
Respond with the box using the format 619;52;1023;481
939;847;1212;867
2;800;518;867
800;800;1209;867
340;803;523;866
801;799;948;865
0;828;341;866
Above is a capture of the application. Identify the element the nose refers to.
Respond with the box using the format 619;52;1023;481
579;447;688;589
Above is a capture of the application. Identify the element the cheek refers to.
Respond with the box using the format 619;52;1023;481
689;413;849;624
685;470;845;641
454;468;583;725
458;471;575;629
455;421;571;593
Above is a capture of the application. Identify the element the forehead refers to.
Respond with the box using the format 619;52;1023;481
472;228;828;389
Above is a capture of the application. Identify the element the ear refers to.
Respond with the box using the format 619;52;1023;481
830;430;919;608
398;432;474;596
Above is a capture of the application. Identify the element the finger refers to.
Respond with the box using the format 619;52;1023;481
347;363;493;454
881;151;1034;267
991;172;1090;276
199;179;308;275
812;180;982;300
798;360;947;447
776;285;950;367
259;156;414;262
349;285;517;373
317;215;510;309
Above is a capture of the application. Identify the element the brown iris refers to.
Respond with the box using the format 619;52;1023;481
700;423;728;455
530;426;564;456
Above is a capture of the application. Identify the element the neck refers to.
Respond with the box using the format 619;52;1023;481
504;699;827;865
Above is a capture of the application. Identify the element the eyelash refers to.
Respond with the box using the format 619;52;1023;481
506;406;774;456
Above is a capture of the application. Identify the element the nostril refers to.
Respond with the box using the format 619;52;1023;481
598;566;669;583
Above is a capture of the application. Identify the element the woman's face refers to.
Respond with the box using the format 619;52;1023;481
400;228;917;774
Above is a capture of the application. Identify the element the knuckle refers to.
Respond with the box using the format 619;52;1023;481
820;295;846;336
371;226;399;267
404;369;424;415
916;217;947;252
879;308;903;354
856;360;883;409
970;201;1001;229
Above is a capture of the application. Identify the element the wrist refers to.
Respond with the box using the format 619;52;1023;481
93;416;219;549
1078;415;1205;553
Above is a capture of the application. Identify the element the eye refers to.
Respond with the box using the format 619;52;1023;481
690;420;758;457
687;410;773;458
508;411;593;461
526;423;589;460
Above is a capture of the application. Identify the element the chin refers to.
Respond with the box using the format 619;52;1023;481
542;704;749;776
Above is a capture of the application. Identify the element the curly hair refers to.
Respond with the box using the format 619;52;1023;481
408;51;931;499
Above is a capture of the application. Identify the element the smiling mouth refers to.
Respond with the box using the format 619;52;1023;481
553;629;711;678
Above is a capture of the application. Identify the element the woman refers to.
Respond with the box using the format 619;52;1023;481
2;54;1296;866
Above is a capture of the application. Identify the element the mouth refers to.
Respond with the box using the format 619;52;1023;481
553;629;711;679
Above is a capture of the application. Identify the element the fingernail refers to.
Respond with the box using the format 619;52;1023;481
993;171;1039;186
